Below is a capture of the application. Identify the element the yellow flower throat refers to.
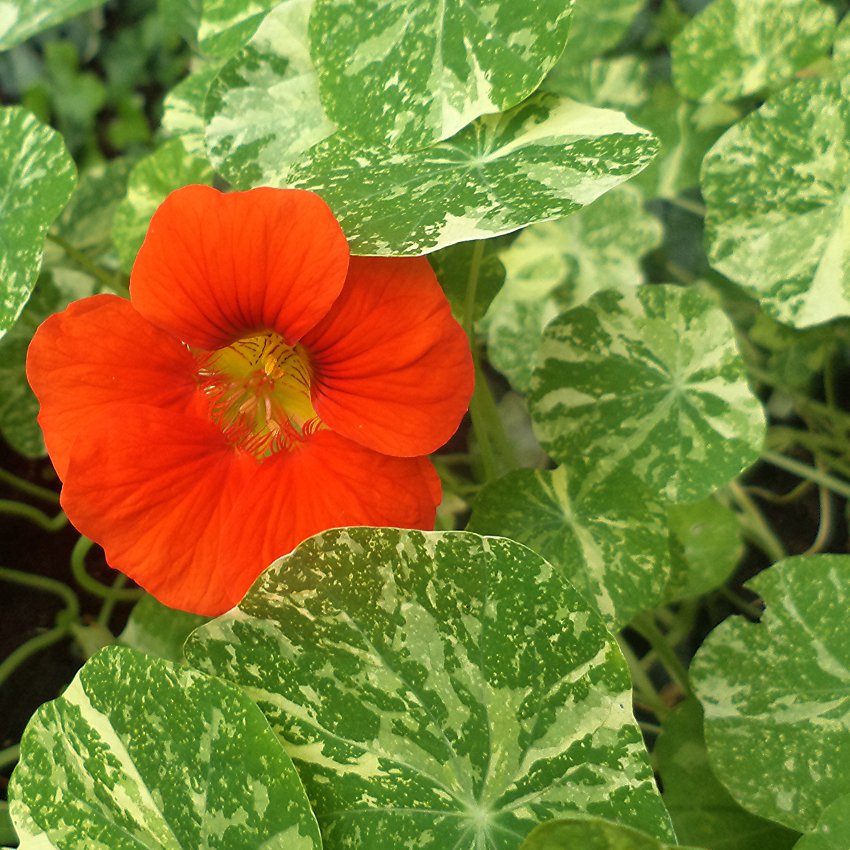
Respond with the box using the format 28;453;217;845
197;331;321;458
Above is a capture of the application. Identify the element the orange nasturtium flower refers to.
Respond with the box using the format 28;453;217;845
27;186;473;615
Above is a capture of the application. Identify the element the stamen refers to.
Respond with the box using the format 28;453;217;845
196;331;322;459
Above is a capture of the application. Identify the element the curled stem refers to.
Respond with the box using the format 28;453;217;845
0;468;59;504
70;537;142;602
0;498;67;531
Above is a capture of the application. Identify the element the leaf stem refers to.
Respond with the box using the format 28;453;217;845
46;232;129;296
0;566;80;621
667;196;707;217
631;613;691;696
70;537;143;601
97;574;130;628
727;480;786;563
0;467;60;504
617;636;669;720
762;450;850;501
0;625;70;689
0;498;67;531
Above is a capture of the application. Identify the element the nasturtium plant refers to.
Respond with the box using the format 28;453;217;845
0;0;105;50
197;0;276;58
671;0;836;103
702;75;850;328
118;595;207;664
519;816;700;850
308;0;574;151
564;0;644;63
529;284;766;503
185;528;675;849
795;795;850;850
692;555;850;832
468;467;670;629
0;106;76;338
9;645;322;849
161;63;221;156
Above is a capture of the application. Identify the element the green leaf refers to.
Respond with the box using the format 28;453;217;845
118;595;208;664
467;466;670;629
702;76;850;328
0;802;16;847
162;63;222;157
520;816;699;850
665;497;743;601
428;240;505;325
198;0;275;58
204;0;335;189
0;106;76;338
290;92;659;256
185;528;675;850
0;0;105;51
655;698;801;850
691;554;850;832
795;795;850;850
9;645;322;849
565;0;644;63
832;13;850;75
529;284;766;503
112;137;213;274
671;0;835;102
309;0;573;150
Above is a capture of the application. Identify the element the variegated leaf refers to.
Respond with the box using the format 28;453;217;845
796;795;850;850
702;76;850;328
692;555;850;832
204;0;334;189
0;0;104;50
8;645;321;849
185;528;675;850
288;92;658;256
308;0;573;150
0;107;76;339
197;0;275;58
528;284;766;503
671;0;835;102
467;466;670;629
162;64;222;157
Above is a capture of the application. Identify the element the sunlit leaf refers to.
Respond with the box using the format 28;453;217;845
671;0;835;102
468;466;670;629
529;284;766;503
702;76;850;328
118;595;208;665
0;0;104;51
162;63;221;157
185;528;675;850
0;107;76;339
112;137;213;273
655;698;800;850
197;0;275;58
9;645;322;849
692;555;850;832
308;0;573;150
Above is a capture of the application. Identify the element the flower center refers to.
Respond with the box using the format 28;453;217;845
197;331;321;458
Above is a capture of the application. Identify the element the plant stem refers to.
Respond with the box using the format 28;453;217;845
0;467;60;504
46;232;129;296
0;626;70;689
0;498;67;531
631;613;691;696
728;480;787;563
70;537;143;601
617;636;669;720
720;586;763;620
97;574;130;627
667;196;707;217
762;450;850;501
0;566;80;621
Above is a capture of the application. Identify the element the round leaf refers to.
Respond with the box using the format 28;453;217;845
184;528;675;850
520;817;701;850
702;76;850;328
529;284;766;503
0;106;76;339
467;467;671;629
671;0;835;103
692;555;850;832
796;795;850;850
308;0;573;150
289;92;658;256
9;645;321;849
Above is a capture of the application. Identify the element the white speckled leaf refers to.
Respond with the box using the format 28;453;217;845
665;497;743;602
204;0;335;189
198;0;275;57
833;13;850;75
112;137;213;273
162;63;222;157
309;0;573;150
467;467;670;629
671;0;835;102
520;816;700;850
655;698;800;850
692;555;850;832
291;92;658;256
485;184;662;391
0;0;104;50
564;0;644;63
528;284;766;503
796;795;850;850
8;645;322;849
703;76;850;328
0;107;76;339
118;596;208;665
184;528;675;850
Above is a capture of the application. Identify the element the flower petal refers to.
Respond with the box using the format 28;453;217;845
26;295;201;479
60;404;257;616
216;429;441;597
130;185;350;350
303;256;473;456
